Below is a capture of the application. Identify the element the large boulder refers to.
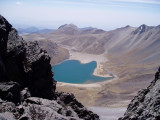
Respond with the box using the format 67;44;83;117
0;82;20;103
0;14;56;100
24;41;56;99
0;99;19;120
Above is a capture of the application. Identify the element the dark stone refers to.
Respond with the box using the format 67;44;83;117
5;36;26;84
0;57;7;81
118;117;123;120
19;116;29;120
66;110;72;116
155;71;160;80
0;15;12;58
17;105;25;114
20;88;31;102
155;115;160;120
0;82;20;103
0;14;56;99
24;41;56;99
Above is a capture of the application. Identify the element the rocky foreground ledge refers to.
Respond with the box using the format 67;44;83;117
0;15;99;120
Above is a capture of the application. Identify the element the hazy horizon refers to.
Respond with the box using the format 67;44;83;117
0;0;160;30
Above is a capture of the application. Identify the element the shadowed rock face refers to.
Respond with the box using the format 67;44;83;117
0;82;20;103
0;15;99;120
0;15;12;58
0;16;56;99
119;68;160;120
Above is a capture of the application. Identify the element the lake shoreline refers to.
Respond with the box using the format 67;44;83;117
57;73;118;88
54;50;117;87
69;51;113;78
53;60;113;84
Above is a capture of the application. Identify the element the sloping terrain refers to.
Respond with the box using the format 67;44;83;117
22;35;70;65
22;23;160;108
37;40;69;65
119;68;160;120
23;24;160;63
17;27;55;34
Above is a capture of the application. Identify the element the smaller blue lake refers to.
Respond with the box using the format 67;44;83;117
52;60;113;84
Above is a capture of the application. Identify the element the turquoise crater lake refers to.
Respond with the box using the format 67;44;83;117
52;60;113;84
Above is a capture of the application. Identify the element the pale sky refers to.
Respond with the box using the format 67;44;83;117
0;0;160;30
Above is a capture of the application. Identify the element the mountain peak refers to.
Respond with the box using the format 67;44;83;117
115;25;132;31
133;24;150;34
56;24;80;35
125;25;131;28
139;24;148;30
58;24;78;30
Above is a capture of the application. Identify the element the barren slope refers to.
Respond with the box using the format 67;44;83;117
22;24;160;107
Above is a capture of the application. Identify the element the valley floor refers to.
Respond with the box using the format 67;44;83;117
56;50;157;119
88;107;126;120
21;25;160;119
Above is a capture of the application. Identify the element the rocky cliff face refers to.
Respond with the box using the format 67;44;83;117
119;68;160;120
0;15;99;120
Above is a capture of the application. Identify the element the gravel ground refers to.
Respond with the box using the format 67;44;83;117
88;107;126;120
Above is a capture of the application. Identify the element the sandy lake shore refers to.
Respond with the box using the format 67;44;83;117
56;50;118;88
69;51;113;77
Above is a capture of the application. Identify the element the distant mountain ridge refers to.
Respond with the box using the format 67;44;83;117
22;23;160;115
22;24;160;64
17;27;55;34
54;24;105;35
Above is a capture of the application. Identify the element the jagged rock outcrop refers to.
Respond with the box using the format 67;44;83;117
56;92;99;119
0;15;99;120
1;22;56;100
0;94;99;120
119;67;160;120
133;24;153;34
